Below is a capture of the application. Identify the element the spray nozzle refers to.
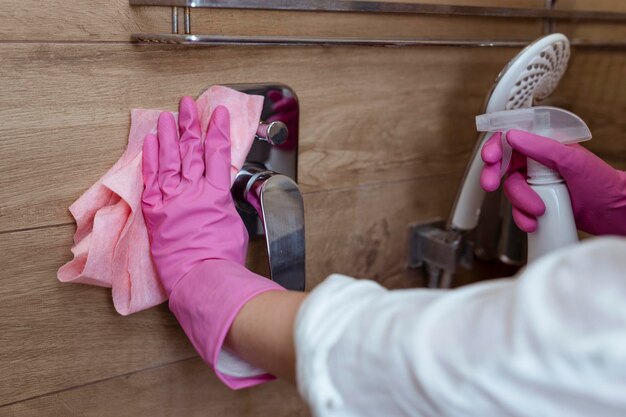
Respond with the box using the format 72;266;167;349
476;106;592;177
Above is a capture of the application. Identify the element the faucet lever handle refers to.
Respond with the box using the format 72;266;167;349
257;174;306;291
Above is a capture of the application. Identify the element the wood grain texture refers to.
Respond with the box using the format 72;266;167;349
303;174;463;288
556;50;626;167
0;226;196;406
554;0;626;40
556;22;626;42
555;0;626;13
0;358;309;417
304;173;521;290
0;0;543;42
2;45;624;234
0;173;464;406
0;43;518;232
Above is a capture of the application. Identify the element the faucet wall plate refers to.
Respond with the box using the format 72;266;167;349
217;83;305;292
225;83;299;237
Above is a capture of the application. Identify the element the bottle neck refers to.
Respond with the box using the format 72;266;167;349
526;158;563;185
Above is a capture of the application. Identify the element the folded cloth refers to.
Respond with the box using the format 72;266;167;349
58;86;264;315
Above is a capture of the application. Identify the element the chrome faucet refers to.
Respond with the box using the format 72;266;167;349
228;84;306;292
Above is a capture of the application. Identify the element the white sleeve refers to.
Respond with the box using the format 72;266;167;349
295;237;626;417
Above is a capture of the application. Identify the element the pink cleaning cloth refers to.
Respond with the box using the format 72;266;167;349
58;86;264;315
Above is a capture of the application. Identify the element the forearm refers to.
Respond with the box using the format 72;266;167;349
225;290;307;383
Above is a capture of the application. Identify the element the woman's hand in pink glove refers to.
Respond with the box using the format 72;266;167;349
481;129;626;236
142;97;248;295
141;97;284;389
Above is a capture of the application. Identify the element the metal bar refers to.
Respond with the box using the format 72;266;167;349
130;34;626;49
129;0;626;22
184;7;191;33
132;34;530;47
172;6;179;34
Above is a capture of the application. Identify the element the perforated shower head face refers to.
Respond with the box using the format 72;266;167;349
506;41;570;109
486;33;570;113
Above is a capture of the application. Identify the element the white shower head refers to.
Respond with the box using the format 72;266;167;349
450;33;571;231
486;33;570;112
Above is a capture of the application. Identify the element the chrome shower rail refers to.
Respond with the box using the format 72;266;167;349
129;0;626;21
130;34;625;49
130;0;626;48
131;34;527;47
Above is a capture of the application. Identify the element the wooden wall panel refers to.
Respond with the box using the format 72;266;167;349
0;359;309;417
0;44;518;232
304;175;463;288
555;0;626;12
2;46;625;234
556;22;626;41
555;0;626;40
0;0;543;42
0;226;195;405
554;50;626;167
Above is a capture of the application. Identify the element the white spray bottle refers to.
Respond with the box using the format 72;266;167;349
475;106;592;263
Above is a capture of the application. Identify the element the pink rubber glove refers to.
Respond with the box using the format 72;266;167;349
481;129;626;235
142;96;284;389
